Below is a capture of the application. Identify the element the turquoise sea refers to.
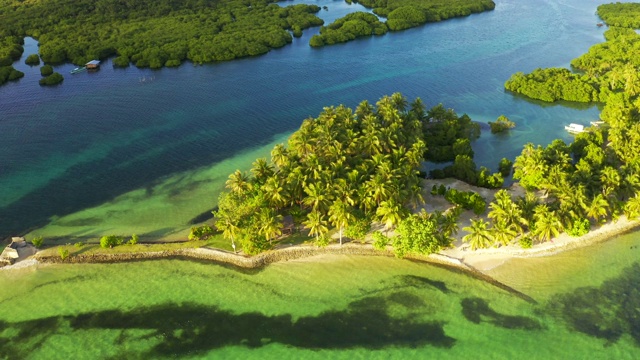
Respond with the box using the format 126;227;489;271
1;0;640;358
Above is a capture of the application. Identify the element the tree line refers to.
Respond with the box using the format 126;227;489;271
0;0;323;69
464;3;640;250
311;0;495;47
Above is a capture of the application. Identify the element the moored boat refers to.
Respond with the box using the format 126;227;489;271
70;66;86;74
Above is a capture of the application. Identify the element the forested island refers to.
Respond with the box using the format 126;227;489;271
204;2;640;258
8;2;640;266
310;0;495;47
0;0;495;80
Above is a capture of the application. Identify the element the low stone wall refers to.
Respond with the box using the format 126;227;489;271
34;244;396;268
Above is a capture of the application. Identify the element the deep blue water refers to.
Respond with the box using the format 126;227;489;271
0;0;625;238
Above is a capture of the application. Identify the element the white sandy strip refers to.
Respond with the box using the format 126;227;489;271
443;216;640;271
0;259;40;271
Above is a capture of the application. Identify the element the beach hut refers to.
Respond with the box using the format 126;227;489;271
85;60;101;70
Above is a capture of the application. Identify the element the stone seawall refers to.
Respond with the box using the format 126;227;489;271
33;244;534;302
34;244;397;268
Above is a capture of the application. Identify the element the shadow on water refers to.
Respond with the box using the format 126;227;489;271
546;262;640;347
0;295;455;358
461;297;543;330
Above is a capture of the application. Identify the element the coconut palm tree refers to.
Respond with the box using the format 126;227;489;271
303;183;332;213
226;170;252;196
624;193;640;220
270;143;290;170
258;208;282;244
462;219;493;250
328;199;354;245
586;193;609;223
251;158;274;186
491;220;518;247
600;166;621;197
376;197;407;234
303;210;328;241
532;204;563;242
263;176;287;210
216;213;239;252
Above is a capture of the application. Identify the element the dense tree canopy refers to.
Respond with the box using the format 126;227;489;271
0;0;323;68
352;0;495;31
215;93;427;254
597;3;640;28
483;3;640;249
309;12;387;47
504;23;640;104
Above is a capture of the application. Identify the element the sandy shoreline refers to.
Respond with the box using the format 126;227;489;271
2;215;635;275
3;178;639;279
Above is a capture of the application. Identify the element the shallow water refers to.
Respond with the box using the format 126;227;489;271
0;0;621;240
3;3;640;356
1;231;640;359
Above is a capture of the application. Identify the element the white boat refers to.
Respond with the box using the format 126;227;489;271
565;123;585;134
70;66;86;74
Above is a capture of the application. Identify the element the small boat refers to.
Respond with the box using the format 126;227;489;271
565;123;585;134
70;66;86;74
597;23;604;27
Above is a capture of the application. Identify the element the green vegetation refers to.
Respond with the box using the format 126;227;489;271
58;247;70;261
498;158;513;177
0;36;23;66
215;93;427;255
431;185;486;215
31;236;44;248
0;65;23;85
392;209;459;257
597;3;640;28
488;115;515;134
423;104;480;163
129;234;139;245
188;225;215;241
354;0;495;31
504;21;640;104
310;12;387;47
470;3;640;250
25;54;40;65
504;68;598;103
39;72;63;86
100;235;124;249
0;0;322;70
40;65;53;76
372;231;390;250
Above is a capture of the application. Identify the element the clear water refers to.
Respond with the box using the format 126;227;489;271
0;0;619;240
1;230;640;358
3;2;640;356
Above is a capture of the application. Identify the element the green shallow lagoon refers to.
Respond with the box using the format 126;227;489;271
2;231;640;359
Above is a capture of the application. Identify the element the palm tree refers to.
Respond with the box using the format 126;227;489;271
532;204;563;242
303;183;332;213
462;219;493;250
216;213;239;252
365;173;392;207
376;198;407;234
303;210;329;241
251;158;274;185
258;208;282;244
491;220;518;247
586;193;609;223
286;166;307;207
488;190;526;234
263;176;287;209
600;166;621;197
226;170;252;195
328;199;354;245
624;193;640;220
271;143;290;170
